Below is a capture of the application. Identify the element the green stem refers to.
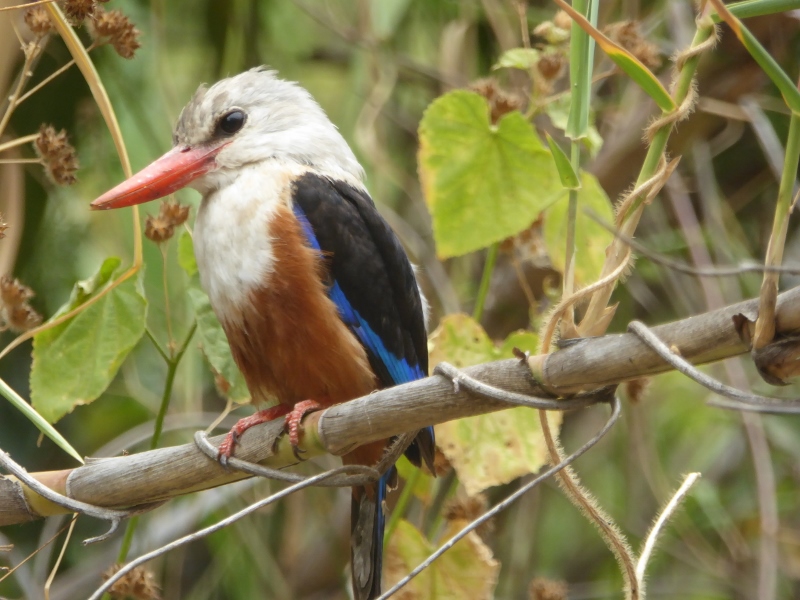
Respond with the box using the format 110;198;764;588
115;322;196;567
563;142;581;302
580;22;715;331
144;327;169;363
473;243;499;322
383;468;421;550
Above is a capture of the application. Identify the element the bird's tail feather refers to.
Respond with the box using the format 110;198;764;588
351;469;393;600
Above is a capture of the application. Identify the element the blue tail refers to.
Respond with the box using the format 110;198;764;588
352;469;394;600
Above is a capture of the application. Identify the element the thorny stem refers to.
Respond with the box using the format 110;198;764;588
473;242;499;322
579;20;716;334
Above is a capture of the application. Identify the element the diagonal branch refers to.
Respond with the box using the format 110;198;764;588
2;285;800;527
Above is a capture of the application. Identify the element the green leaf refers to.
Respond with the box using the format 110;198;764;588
177;230;198;277
546;93;604;156
429;314;554;495
187;280;251;403
546;133;580;189
419;91;563;258
710;0;800;113
543;172;614;285
31;261;147;423
0;377;83;463
725;0;800;20
493;48;540;70
385;519;499;599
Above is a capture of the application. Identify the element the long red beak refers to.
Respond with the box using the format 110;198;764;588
91;144;225;210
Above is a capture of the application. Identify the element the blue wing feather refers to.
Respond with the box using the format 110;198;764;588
294;205;424;385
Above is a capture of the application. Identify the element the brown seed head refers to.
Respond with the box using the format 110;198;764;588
469;78;522;124
144;215;173;244
529;577;568;600
103;564;160;600
62;0;97;23
34;125;79;186
537;52;566;81
0;277;41;333
90;7;142;59
160;202;191;227
0;276;35;307
604;21;661;69
5;304;43;333
24;7;53;36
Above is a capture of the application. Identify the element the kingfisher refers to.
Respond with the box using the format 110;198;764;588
91;67;435;599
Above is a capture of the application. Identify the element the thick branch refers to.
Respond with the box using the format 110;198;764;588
1;285;799;527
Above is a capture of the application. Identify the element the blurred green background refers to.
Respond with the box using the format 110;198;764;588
2;1;800;599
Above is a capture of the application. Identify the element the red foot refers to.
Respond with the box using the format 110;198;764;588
217;404;291;462
286;400;323;449
216;401;326;464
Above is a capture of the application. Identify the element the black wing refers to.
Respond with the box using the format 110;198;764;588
291;172;428;386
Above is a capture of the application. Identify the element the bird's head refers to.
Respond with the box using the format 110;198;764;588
91;67;363;209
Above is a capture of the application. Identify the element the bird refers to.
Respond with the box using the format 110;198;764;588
91;66;435;600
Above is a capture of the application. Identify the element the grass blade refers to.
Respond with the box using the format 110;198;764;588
0;377;83;464
553;0;676;112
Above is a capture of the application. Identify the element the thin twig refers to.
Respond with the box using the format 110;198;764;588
0;158;41;164
87;464;384;600
586;208;800;276
193;431;382;488
627;321;800;413
0;0;55;11
0;133;39;154
43;516;76;600
378;396;622;599
433;362;611;410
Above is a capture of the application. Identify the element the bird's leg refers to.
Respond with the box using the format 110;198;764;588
286;399;324;459
217;404;292;461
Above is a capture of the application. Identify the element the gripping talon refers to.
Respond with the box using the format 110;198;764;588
285;399;324;458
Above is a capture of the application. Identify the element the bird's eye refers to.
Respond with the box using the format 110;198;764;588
217;110;246;136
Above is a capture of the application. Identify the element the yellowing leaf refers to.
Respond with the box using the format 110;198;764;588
429;314;555;495
385;519;498;599
418;91;562;258
31;260;147;422
543;172;614;285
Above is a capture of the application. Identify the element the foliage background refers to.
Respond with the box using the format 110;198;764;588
1;1;800;599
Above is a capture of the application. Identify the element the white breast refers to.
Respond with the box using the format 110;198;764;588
193;162;296;324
